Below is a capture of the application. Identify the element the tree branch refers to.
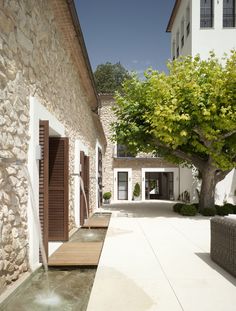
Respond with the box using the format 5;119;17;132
172;148;205;170
219;130;236;140
193;127;212;148
153;138;205;170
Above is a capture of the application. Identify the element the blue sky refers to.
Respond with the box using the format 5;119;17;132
75;0;175;75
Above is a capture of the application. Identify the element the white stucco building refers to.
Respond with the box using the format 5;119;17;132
167;0;236;59
166;0;236;204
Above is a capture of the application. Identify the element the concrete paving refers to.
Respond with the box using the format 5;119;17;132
87;201;236;311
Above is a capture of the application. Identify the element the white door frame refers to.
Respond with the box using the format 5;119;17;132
74;140;89;228
28;97;65;271
114;168;132;201
141;167;179;201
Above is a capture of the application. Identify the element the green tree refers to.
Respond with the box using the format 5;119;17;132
113;52;236;210
94;62;130;94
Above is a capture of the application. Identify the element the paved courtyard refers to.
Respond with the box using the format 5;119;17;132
87;201;236;311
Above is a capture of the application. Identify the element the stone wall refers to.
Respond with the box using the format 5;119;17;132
100;95;178;201
100;98;115;198
0;0;104;294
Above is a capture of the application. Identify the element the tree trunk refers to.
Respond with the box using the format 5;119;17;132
199;167;217;211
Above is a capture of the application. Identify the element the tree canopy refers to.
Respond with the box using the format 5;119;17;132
113;52;236;209
94;62;130;94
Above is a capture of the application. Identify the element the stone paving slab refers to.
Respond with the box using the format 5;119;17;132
87;202;236;311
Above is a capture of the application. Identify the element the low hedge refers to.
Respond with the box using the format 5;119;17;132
173;203;184;213
216;204;234;216
180;204;197;216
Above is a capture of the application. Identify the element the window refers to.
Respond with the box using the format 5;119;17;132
172;40;176;60
116;144;134;158
186;6;190;36
223;0;235;27
176;31;180;57
181;19;184;48
200;0;214;28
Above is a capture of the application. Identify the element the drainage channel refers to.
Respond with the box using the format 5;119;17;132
0;214;111;311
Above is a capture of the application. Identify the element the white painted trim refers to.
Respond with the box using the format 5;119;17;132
73;140;89;227
95;140;103;209
114;168;132;201
28;97;65;270
141;167;179;201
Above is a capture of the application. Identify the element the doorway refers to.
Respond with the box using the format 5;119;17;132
145;172;173;200
39;120;69;261
80;151;90;226
118;171;129;200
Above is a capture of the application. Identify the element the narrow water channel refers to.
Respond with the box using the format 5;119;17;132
0;227;108;311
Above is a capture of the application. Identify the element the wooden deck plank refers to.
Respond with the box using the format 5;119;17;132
48;242;103;266
82;215;110;228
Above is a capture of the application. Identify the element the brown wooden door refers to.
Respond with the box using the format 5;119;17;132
84;155;90;212
80;151;90;225
49;137;69;241
39;121;49;261
98;148;103;207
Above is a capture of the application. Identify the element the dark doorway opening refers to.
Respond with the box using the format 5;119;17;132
97;148;103;207
145;172;173;200
117;172;128;200
80;151;90;226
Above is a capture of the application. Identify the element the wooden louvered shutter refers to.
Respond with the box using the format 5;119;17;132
84;155;90;213
39;120;49;261
80;151;86;225
49;137;69;241
98;148;103;207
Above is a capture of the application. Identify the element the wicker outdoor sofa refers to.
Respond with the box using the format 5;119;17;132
211;216;236;277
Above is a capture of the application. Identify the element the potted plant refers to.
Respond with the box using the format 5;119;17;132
103;192;111;204
133;183;141;201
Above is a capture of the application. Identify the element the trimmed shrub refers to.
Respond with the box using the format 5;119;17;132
192;203;199;211
200;207;216;216
173;203;184;213
232;205;236;214
133;183;141;197
103;192;111;200
216;204;234;216
180;204;197;216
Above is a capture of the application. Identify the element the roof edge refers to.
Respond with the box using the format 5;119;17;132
67;0;100;109
166;0;181;32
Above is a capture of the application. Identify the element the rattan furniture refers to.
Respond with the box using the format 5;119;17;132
211;216;236;277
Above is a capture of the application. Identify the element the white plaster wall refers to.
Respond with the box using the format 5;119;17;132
191;0;236;58
216;169;236;204
171;0;236;58
171;0;192;58
170;0;236;205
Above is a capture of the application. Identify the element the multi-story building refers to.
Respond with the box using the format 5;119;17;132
166;0;236;204
167;0;236;59
0;0;106;295
100;95;195;203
